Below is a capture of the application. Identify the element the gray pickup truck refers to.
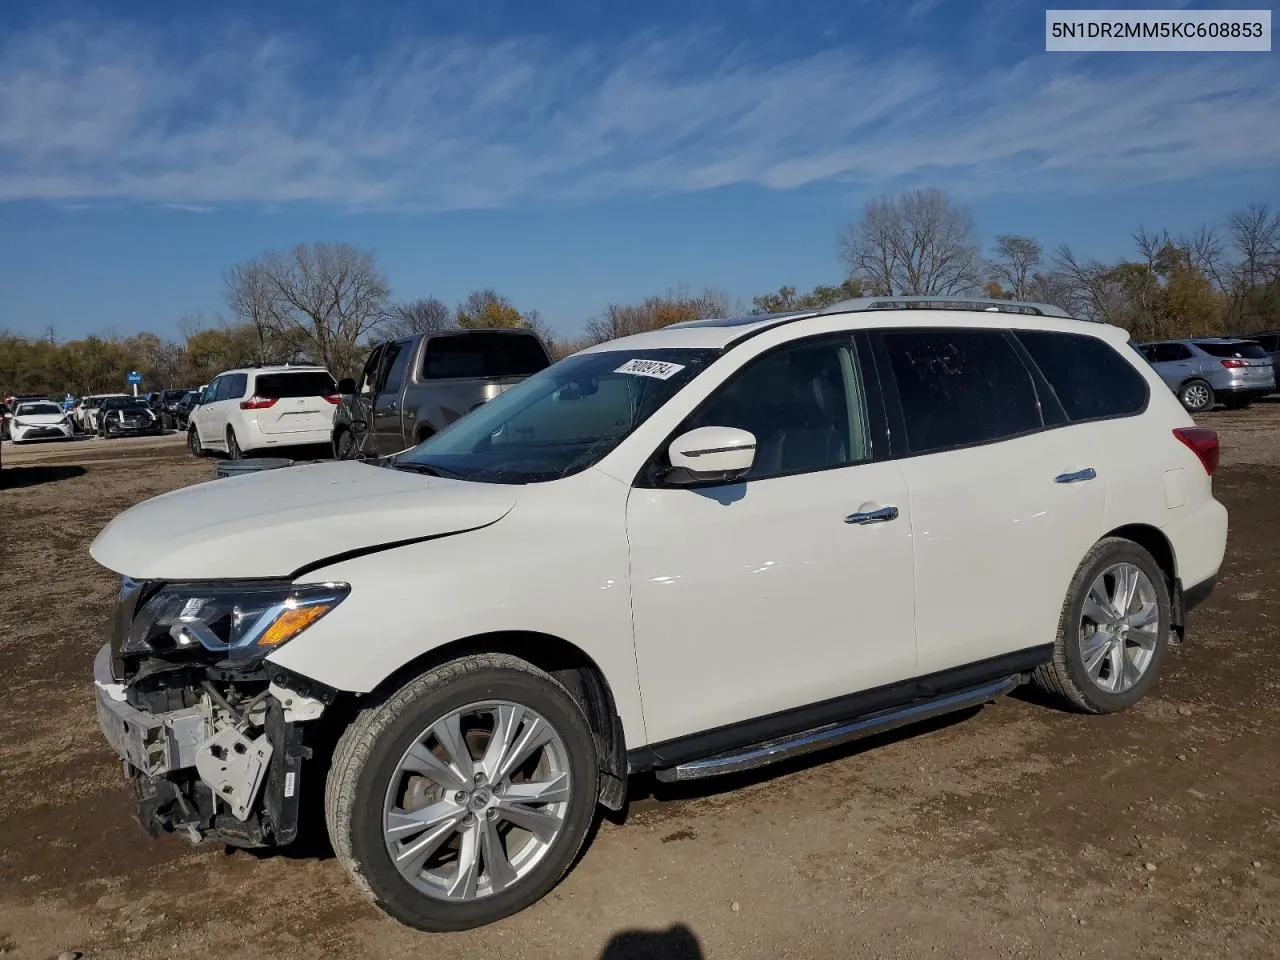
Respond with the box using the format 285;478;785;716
332;328;553;458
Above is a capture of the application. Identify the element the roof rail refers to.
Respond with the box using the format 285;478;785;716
818;296;1075;319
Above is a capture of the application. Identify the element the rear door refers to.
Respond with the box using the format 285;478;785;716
873;327;1107;676
1147;343;1193;388
250;371;339;436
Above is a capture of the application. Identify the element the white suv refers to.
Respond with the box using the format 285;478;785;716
187;365;339;458
90;298;1227;932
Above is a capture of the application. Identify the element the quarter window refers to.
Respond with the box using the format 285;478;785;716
682;338;872;481
1015;330;1149;421
881;329;1041;455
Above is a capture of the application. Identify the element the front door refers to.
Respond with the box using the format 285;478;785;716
627;334;918;745
192;378;222;445
372;340;413;454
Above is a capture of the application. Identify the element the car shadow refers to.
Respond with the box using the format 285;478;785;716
0;464;87;489
600;924;704;959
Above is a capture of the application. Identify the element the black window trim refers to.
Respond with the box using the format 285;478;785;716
1013;328;1151;426
869;325;1151;462
632;330;891;490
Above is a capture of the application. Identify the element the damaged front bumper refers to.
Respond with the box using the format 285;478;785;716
93;644;325;847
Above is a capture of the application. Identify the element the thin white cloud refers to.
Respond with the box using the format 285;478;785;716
0;20;1276;210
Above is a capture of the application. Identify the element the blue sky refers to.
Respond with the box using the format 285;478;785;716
0;0;1276;341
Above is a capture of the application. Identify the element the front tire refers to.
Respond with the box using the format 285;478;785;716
334;428;359;460
1177;379;1214;413
187;426;207;458
1033;537;1171;714
325;654;598;932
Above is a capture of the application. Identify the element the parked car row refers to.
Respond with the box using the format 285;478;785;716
1137;334;1278;413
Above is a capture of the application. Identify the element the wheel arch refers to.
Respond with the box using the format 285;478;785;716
1099;523;1185;639
360;630;628;811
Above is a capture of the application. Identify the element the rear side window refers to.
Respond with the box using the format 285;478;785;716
1015;330;1149;422
253;372;337;398
1194;340;1269;360
881;329;1042;455
422;332;551;380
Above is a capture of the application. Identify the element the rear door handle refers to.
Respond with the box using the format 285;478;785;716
845;505;899;525
1054;468;1097;484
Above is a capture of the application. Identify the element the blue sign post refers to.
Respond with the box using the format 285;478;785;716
127;370;143;397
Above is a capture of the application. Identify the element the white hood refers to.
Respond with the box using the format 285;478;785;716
90;461;520;580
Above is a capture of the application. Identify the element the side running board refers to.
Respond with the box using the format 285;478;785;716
654;675;1019;783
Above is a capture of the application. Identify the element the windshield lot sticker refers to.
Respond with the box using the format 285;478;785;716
615;359;685;380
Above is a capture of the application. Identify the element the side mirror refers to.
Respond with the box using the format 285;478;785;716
337;377;357;396
664;426;756;485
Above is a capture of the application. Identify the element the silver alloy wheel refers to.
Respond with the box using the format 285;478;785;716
1182;382;1211;411
1079;562;1159;694
382;700;572;902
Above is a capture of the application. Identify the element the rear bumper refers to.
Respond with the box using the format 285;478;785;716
1217;377;1275;396
244;427;332;450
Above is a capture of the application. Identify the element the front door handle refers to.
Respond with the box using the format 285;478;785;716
845;505;899;525
1054;467;1097;484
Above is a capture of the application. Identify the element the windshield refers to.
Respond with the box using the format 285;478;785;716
394;348;719;483
16;402;62;416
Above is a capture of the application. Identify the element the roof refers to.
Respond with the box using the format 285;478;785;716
219;364;329;375
1142;337;1256;345
578;297;1119;354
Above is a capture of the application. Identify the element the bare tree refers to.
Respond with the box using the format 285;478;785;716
987;235;1042;300
240;243;390;377
1226;202;1280;291
839;188;981;296
222;261;277;362
584;287;731;345
385;297;453;338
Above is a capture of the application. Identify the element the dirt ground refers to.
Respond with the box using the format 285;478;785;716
1;406;1278;960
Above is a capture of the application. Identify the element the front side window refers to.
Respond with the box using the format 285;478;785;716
394;349;717;483
381;342;413;393
201;379;220;404
680;338;872;481
1015;330;1148;421
882;329;1042;455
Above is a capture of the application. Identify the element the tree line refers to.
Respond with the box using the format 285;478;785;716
2;190;1278;398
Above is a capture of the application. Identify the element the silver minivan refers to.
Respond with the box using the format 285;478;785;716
1137;338;1275;412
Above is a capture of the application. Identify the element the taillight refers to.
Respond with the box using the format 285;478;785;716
323;393;341;404
1173;427;1219;476
240;395;278;410
1221;359;1247;368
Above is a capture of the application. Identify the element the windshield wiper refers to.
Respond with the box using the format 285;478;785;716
388;460;462;479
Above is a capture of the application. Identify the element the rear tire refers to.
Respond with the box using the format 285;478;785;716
226;428;243;460
1177;379;1214;413
1033;537;1171;714
325;654;598;932
334;428;359;460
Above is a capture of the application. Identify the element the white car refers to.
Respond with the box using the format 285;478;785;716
8;399;75;443
78;394;129;433
187;365;339;458
89;298;1227;932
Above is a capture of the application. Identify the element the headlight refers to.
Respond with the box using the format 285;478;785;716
122;581;349;660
